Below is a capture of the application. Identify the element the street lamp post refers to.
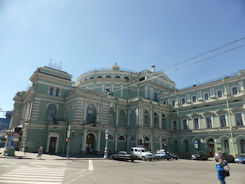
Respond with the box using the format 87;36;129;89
104;103;112;159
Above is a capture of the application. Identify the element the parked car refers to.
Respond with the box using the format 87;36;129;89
215;153;235;163
168;152;179;160
155;150;171;160
111;151;135;162
235;154;245;164
191;152;208;160
131;147;152;160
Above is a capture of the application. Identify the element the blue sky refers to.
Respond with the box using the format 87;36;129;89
0;0;245;116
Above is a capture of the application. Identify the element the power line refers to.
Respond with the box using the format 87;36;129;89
161;36;245;72
111;43;245;94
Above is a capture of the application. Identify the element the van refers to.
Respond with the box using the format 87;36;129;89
130;147;152;160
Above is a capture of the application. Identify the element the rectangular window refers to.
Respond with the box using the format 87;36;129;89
173;121;177;130
194;118;199;129
172;100;175;107
182;98;186;105
192;96;196;103
206;116;212;128
204;93;209;100
220;115;226;127
235;113;243;126
217;90;222;98
183;119;188;130
232;87;238;95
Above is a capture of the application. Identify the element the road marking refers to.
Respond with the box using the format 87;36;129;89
0;161;66;184
88;160;94;171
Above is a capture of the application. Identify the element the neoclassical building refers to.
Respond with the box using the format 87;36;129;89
9;64;245;157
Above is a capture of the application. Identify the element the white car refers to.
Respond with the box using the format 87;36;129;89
131;147;152;160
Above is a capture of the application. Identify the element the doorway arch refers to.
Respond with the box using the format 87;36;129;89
86;133;95;154
207;138;215;157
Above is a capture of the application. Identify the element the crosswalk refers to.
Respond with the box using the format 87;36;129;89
0;160;67;184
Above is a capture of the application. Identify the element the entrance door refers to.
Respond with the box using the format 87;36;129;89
86;134;95;154
49;137;57;154
208;139;215;157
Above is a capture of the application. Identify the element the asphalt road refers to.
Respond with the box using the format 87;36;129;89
0;158;244;184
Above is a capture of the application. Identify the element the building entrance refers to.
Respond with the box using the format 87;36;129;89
208;139;215;157
48;137;57;154
86;133;95;154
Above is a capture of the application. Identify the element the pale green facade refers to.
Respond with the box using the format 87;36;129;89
9;65;245;157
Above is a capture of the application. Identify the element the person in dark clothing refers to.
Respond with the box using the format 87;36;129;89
24;145;28;156
216;157;229;184
37;146;44;159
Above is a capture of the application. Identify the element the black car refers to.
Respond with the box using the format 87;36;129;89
215;153;235;163
191;151;208;160
111;151;135;162
168;152;179;160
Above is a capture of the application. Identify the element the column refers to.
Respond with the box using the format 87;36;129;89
159;112;162;129
151;135;153;152
116;106;119;127
127;109;130;127
82;129;87;151
150;109;153;128
160;136;162;149
115;133;118;151
127;134;129;152
97;130;101;152
121;85;123;97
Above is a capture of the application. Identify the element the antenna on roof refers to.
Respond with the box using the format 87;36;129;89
48;58;63;70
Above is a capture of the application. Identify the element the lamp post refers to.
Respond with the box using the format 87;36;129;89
104;103;113;159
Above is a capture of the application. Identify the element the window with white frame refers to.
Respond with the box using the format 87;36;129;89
193;118;199;129
173;120;177;130
206;116;212;129
153;112;159;128
232;87;238;95
143;110;150;127
49;87;54;95
192;96;197;103
47;104;57;121
55;88;60;97
172;100;175;107
182;119;188;130
182;98;186;105
204;93;209;101
235;113;243;126
217;90;223;98
220;114;226;127
162;114;166;129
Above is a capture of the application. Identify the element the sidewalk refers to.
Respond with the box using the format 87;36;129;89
0;150;105;160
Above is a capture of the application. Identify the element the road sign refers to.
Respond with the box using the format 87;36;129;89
105;134;108;140
105;129;108;134
194;140;199;149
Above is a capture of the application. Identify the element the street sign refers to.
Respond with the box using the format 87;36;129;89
194;140;199;149
105;129;108;135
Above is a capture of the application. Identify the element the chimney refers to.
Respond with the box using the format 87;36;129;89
152;65;156;72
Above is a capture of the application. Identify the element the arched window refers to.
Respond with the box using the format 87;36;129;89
162;114;166;129
240;139;245;153
224;139;230;153
108;108;115;125
144;136;150;142
115;75;120;79
55;88;60;97
106;75;111;78
90;77;94;80
153;112;159;128
108;135;113;140
143;110;150;127
184;140;189;152
47;104;56;121
49;87;54;95
119;110;127;127
97;76;102;79
86;104;96;123
118;135;126;141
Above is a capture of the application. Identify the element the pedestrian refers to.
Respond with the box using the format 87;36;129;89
24;145;28;156
216;154;229;184
37;146;44;159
